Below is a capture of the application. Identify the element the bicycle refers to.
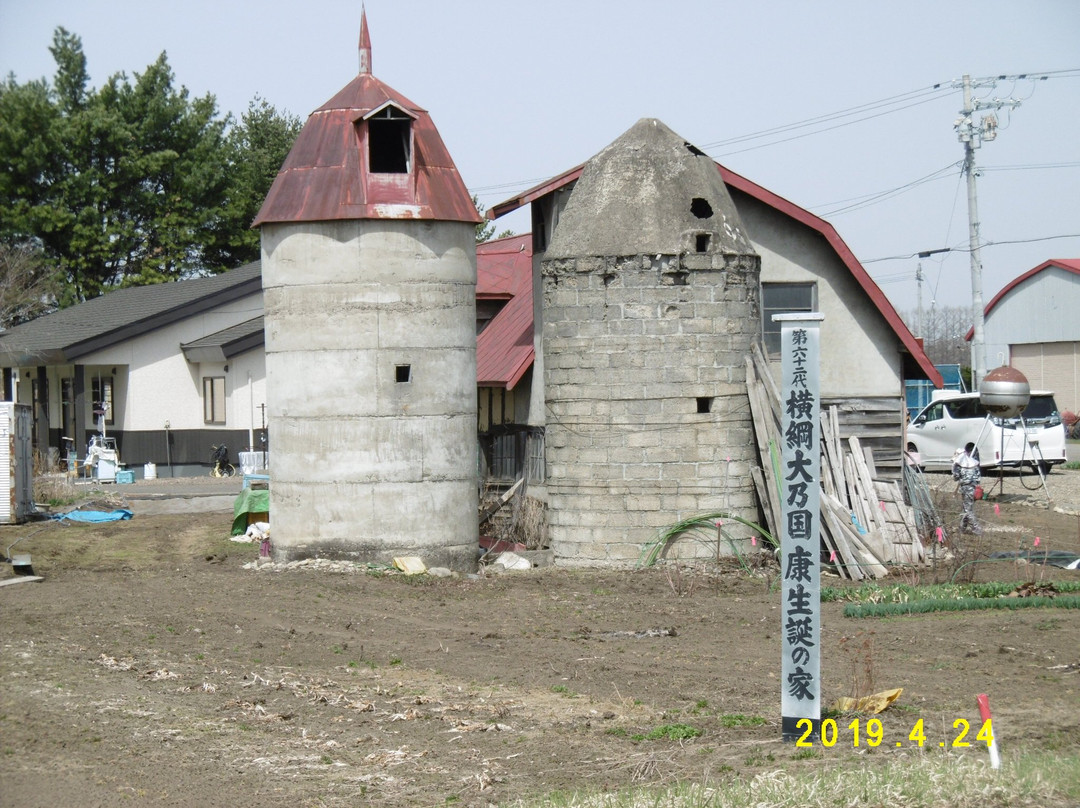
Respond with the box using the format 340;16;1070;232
210;443;236;477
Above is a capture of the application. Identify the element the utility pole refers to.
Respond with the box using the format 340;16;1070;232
915;247;951;340
915;261;924;338
953;74;1020;388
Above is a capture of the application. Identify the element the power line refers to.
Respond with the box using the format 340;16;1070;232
862;232;1080;264
710;94;951;158
470;70;1079;210
981;161;1080;172
698;85;951;150
812;162;961;217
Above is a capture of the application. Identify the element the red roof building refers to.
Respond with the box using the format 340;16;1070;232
490;161;939;388
476;234;534;390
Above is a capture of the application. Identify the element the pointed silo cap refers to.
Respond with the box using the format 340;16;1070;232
253;12;480;226
545;118;754;259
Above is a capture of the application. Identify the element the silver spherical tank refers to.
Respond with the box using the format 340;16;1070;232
980;366;1030;418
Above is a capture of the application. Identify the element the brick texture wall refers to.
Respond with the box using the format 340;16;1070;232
542;251;762;566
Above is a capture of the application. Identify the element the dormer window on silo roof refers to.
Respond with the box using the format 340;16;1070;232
365;102;416;174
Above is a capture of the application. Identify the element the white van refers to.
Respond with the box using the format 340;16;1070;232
906;391;1067;472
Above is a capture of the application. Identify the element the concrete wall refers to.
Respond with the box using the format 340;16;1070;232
732;190;903;399
261;219;478;570
542;252;761;567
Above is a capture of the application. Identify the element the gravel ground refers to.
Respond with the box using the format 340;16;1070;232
925;465;1080;516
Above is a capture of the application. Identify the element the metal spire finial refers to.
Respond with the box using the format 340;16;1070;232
359;6;372;74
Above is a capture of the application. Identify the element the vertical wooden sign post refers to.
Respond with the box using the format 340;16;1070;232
775;313;824;742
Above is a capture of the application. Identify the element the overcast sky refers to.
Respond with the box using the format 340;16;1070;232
2;0;1078;326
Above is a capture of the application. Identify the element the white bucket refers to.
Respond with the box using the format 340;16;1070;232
239;451;259;475
144;462;157;480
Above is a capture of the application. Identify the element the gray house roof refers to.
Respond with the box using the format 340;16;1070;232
180;316;265;363
0;262;262;366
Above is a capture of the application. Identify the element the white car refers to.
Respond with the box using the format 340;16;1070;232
906;391;1067;473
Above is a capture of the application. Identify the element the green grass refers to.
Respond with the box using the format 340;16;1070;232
844;594;1080;618
639;512;775;567
719;713;766;728
823;580;1080;605
644;723;702;741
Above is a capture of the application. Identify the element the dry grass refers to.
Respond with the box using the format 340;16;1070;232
480;485;547;550
510;751;1080;807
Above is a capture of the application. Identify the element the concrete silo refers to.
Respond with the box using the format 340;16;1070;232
541;118;761;566
253;13;482;569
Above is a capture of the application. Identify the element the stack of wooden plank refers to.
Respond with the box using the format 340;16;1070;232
746;345;925;580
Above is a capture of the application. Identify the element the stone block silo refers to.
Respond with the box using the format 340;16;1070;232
541;118;762;566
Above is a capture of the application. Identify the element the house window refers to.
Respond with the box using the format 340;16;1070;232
367;106;411;173
476;300;506;334
203;376;226;424
762;283;815;355
92;376;114;426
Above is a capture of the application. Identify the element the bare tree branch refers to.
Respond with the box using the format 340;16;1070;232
0;242;58;330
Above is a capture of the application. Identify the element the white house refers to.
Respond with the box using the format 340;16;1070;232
0;262;265;475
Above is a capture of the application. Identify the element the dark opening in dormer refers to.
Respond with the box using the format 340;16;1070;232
367;105;412;173
695;233;710;253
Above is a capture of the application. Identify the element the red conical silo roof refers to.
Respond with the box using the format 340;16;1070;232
254;14;480;226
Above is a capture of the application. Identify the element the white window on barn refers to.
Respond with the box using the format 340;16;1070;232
762;283;815;355
203;376;226;424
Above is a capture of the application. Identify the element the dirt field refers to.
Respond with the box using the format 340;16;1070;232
1;468;1078;807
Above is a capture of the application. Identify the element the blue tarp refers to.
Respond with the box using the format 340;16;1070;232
51;509;134;523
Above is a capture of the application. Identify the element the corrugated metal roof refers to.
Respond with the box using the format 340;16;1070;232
0;262;263;366
488;157;942;387
476;234;533;390
253;17;479;227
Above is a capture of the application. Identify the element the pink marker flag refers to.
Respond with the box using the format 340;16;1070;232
994;503;1000;516
936;527;944;543
829;550;836;562
1034;536;1041;547
751;536;757;546
880;501;886;512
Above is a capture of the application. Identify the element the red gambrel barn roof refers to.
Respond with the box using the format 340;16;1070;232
964;258;1080;341
476;234;533;390
489;161;942;387
253;12;479;226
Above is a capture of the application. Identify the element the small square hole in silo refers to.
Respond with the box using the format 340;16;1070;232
396;364;412;383
695;233;710;252
696;397;713;413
